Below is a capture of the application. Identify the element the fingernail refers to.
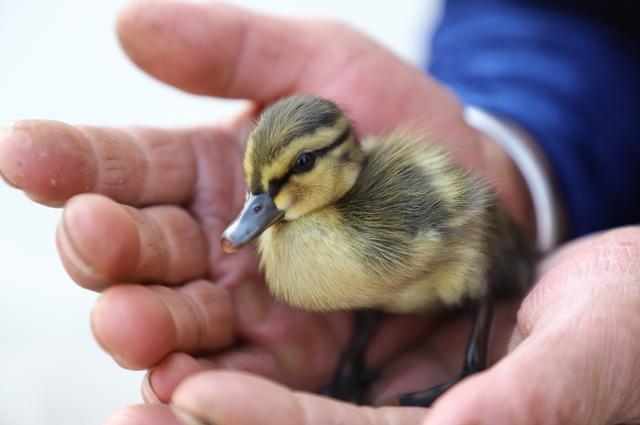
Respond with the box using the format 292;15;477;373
171;404;215;425
141;369;161;403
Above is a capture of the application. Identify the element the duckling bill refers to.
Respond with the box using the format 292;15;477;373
221;94;534;406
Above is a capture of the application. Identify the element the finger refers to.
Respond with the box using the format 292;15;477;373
143;345;306;404
57;193;207;290
115;1;450;134
117;0;320;100
536;229;607;276
425;227;640;425
145;282;441;403
145;343;332;404
105;404;180;425
519;226;640;337
0;120;215;207
91;280;235;370
171;371;427;425
143;352;205;404
145;286;350;402
424;332;612;425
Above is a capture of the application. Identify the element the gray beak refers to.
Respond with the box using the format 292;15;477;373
220;193;284;253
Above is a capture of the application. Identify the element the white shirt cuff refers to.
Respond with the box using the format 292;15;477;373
463;106;562;253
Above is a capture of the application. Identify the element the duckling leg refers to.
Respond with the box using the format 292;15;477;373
395;296;494;407
322;309;380;404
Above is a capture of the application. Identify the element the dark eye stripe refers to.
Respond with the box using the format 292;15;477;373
266;127;352;196
314;126;351;158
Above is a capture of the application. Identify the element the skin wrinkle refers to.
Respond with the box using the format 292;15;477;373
604;328;637;423
185;281;236;351
78;126;140;202
66;125;99;198
149;207;192;282
131;208;169;282
518;228;640;336
515;337;589;425
127;128;161;206
177;285;210;352
601;297;640;423
512;230;640;425
169;132;198;204
225;127;251;207
150;285;186;355
561;297;635;424
190;135;242;226
567;322;604;423
175;212;208;278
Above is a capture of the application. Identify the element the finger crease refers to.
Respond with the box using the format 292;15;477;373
180;287;210;350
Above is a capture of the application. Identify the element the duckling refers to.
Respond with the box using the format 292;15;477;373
221;94;534;406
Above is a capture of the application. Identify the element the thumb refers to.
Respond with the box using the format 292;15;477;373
171;371;426;425
425;227;640;425
423;331;608;425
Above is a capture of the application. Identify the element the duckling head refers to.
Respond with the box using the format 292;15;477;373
221;95;364;252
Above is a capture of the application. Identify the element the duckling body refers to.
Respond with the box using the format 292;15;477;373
221;94;534;406
259;135;503;314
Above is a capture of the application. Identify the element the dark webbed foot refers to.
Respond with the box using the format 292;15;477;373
396;379;457;406
394;296;494;407
322;310;380;404
321;362;378;403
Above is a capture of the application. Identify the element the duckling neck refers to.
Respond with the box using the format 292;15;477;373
319;142;368;209
337;155;368;202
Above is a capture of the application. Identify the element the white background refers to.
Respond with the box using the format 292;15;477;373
0;1;441;424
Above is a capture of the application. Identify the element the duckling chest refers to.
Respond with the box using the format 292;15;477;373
257;211;384;312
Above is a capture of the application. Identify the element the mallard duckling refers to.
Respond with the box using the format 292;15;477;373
221;95;534;406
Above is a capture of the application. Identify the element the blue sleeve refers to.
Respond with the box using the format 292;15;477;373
428;0;640;239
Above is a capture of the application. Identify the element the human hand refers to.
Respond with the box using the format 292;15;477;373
103;227;640;425
419;226;640;425
0;0;535;422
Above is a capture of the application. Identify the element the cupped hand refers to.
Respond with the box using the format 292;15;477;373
0;0;535;422
104;227;640;425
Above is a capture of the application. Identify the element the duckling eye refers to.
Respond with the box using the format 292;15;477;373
293;152;316;173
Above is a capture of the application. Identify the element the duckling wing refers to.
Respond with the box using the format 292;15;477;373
334;135;501;309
